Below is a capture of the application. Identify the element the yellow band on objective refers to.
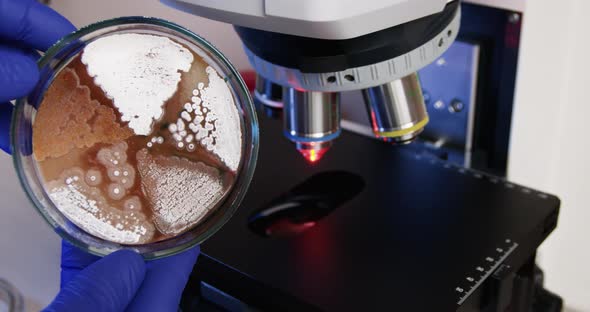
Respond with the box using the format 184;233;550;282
376;116;430;138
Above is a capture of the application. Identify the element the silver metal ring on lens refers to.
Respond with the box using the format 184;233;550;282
283;88;341;142
362;73;429;143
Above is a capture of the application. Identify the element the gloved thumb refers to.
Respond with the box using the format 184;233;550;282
43;250;146;312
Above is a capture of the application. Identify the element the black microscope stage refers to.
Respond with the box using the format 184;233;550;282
182;115;560;312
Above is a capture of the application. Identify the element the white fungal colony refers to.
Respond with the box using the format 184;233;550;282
47;143;154;245
97;142;136;200
48;168;154;244
168;66;242;171
81;33;194;136
146;136;165;148
46;34;244;244
136;148;225;235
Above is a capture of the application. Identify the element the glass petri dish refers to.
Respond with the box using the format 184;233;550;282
12;17;258;259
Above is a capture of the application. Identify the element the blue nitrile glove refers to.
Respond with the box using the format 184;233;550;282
46;241;200;312
0;0;76;152
0;1;201;311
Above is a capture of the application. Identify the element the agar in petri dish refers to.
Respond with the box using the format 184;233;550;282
32;32;243;245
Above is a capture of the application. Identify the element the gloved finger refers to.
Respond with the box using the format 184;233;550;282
0;0;76;51
59;240;101;287
0;45;39;102
0;102;13;154
126;246;200;312
44;249;146;312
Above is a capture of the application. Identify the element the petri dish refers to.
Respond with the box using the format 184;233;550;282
12;17;258;259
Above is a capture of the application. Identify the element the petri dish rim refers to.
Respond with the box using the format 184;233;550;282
0;279;23;312
11;16;259;260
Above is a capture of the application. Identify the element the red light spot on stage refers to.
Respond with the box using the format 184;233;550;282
302;221;316;228
264;220;317;237
298;147;329;163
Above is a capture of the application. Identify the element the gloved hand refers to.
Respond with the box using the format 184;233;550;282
0;0;77;152
0;1;201;311
46;241;200;312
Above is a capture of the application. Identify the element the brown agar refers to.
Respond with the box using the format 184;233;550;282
32;33;242;245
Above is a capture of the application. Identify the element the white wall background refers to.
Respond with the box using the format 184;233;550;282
50;0;252;70
510;1;590;311
0;0;588;311
0;151;57;311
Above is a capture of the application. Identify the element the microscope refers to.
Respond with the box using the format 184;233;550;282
162;1;563;311
163;0;459;161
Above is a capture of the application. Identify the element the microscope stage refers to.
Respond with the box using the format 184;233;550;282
186;115;559;311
